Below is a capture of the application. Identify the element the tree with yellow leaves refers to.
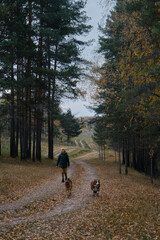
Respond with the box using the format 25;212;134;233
92;0;160;180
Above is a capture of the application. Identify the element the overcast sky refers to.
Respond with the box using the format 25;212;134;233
61;0;114;117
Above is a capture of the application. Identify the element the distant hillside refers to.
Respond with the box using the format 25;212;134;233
77;116;96;124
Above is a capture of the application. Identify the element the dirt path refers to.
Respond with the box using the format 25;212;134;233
0;148;77;212
0;152;98;227
0;163;76;213
1;152;160;240
39;161;97;217
80;140;85;149
74;139;79;147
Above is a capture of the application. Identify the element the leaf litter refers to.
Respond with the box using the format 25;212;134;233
0;154;160;240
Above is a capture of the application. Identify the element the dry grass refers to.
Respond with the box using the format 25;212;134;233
2;159;159;240
82;160;160;240
0;143;87;204
0;163;85;221
0;157;57;204
0;142;79;204
1;150;160;240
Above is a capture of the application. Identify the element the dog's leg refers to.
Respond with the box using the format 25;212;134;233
68;190;71;197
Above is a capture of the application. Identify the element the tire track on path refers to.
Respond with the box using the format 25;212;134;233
0;153;98;227
80;140;85;149
0;163;76;213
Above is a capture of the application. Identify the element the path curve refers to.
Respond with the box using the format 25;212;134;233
80;140;85;149
0;157;98;227
0;163;76;213
44;161;97;216
75;139;79;147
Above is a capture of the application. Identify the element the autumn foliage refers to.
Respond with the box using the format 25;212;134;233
93;0;160;180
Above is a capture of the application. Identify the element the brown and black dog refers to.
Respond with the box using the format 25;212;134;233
65;178;72;197
91;179;100;196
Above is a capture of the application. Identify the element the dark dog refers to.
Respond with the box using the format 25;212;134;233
91;179;100;196
65;178;72;197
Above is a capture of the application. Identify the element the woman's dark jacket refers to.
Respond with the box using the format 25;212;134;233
56;152;70;168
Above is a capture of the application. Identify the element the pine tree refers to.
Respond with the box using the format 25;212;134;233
92;119;107;160
40;0;91;159
0;0;91;162
61;109;82;144
92;0;160;178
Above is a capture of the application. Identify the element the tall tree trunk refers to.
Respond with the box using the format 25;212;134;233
125;139;128;175
27;0;32;159
15;88;20;157
20;113;25;160
0;127;1;156
132;136;136;169
16;117;19;157
50;119;54;158
100;145;103;160
122;139;125;165
99;145;101;160
16;51;21;157
47;36;51;159
24;88;28;160
149;147;154;184
50;43;58;159
28;94;32;159
48;109;51;159
35;0;44;162
36;117;41;162
32;114;36;162
118;141;121;174
126;138;130;167
104;145;106;161
10;62;16;158
136;135;141;171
